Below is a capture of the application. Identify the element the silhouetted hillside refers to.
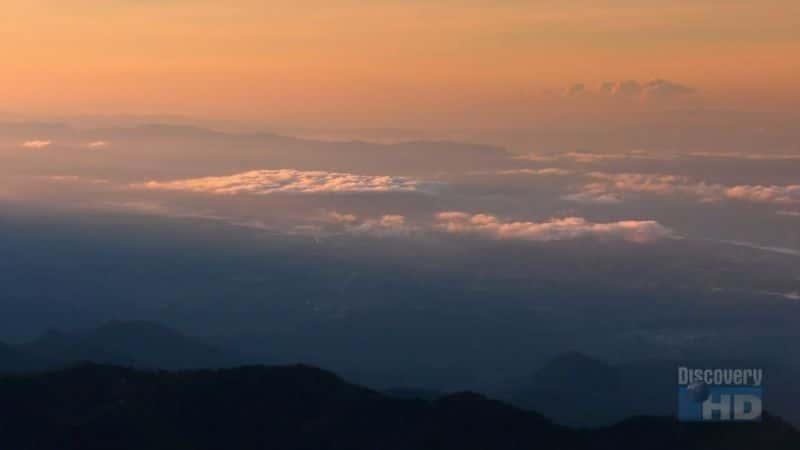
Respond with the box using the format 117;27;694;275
593;414;800;449
20;321;246;370
383;387;443;401
508;352;630;426
531;352;621;390
0;363;797;450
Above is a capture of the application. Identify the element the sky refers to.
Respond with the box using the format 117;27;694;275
3;0;799;128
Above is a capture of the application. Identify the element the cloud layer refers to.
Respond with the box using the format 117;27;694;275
435;212;671;243
22;140;52;149
289;211;674;243
495;168;572;176
567;172;800;205
139;170;430;195
516;150;675;164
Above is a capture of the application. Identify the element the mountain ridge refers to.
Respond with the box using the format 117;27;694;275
13;320;248;371
0;362;795;450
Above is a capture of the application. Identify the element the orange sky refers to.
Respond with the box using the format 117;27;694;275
2;0;799;128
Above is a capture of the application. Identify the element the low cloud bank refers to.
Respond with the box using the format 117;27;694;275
138;169;431;195
22;140;52;149
566;172;800;206
495;168;572;176
300;211;673;243
434;212;671;243
515;151;674;164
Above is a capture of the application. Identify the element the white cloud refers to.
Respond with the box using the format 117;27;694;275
302;211;670;243
778;210;800;217
496;168;572;176
351;214;414;237
762;291;800;300
562;183;622;204
22;140;52;149
567;172;800;206
291;213;416;240
43;175;110;185
689;152;800;161
563;152;630;163
434;212;671;243
326;211;359;224
137;169;432;195
514;153;561;162
585;172;721;200
304;212;414;238
725;185;800;205
88;141;110;149
45;175;81;182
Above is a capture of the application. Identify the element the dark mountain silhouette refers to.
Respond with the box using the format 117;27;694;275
0;363;797;450
593;413;799;449
530;352;621;390
507;352;629;426
19;321;247;370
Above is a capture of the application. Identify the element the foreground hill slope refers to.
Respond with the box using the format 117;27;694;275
0;364;797;450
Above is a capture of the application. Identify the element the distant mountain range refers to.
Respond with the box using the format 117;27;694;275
3;321;798;439
0;122;512;178
0;362;797;450
2;320;248;372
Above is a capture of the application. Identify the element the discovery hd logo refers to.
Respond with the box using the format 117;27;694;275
677;366;763;422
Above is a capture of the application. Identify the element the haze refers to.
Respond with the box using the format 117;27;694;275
3;0;800;129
